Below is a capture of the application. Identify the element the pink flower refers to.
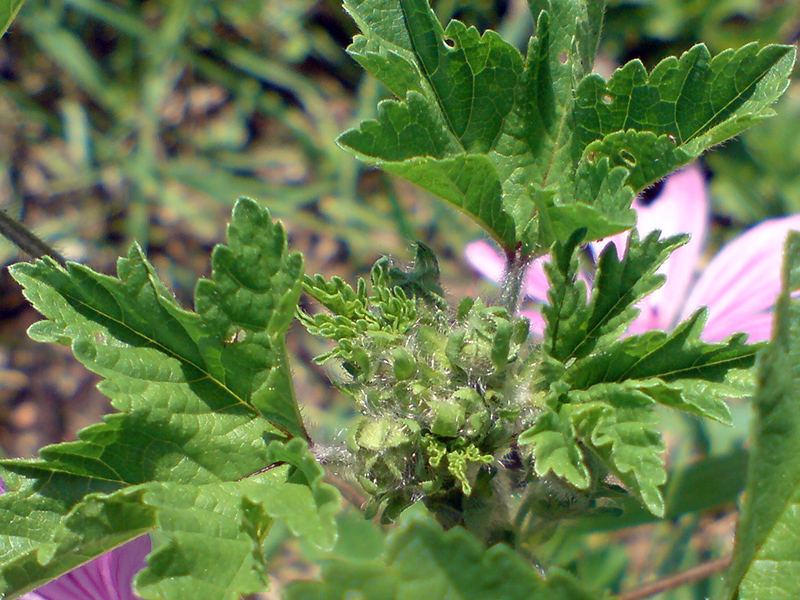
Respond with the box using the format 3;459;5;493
20;537;150;600
465;165;800;342
0;477;149;600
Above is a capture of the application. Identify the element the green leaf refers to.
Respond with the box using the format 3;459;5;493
0;0;24;38
524;311;758;516
574;43;796;193
135;440;339;600
568;448;749;533
0;440;339;600
724;231;800;600
339;0;632;252
565;387;667;515
520;408;591;490
525;230;761;515
339;0;793;253
286;513;599;600
17;197;306;451
0;469;129;597
0;199;334;598
565;311;758;423
543;229;687;363
300;255;419;367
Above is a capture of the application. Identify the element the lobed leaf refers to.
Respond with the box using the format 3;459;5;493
0;440;339;600
520;408;591;490
543;229;687;362
0;469;129;597
0;199;334;598
574;43;796;194
527;230;761;515
565;387;667;515
339;0;793;253
565;310;758;422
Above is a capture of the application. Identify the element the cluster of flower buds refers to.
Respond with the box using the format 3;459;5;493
301;246;534;521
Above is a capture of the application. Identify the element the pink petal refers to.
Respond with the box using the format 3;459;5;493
623;165;709;332
590;231;629;262
21;536;150;600
624;303;664;337
520;309;547;337
523;259;551;302
680;213;800;341
701;311;775;344
464;241;505;283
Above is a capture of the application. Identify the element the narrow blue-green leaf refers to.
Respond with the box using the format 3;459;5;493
724;231;800;599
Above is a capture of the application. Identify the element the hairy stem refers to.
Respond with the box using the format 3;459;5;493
0;211;66;266
500;246;530;314
617;555;732;600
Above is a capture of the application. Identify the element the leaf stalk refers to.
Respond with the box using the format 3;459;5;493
501;245;530;314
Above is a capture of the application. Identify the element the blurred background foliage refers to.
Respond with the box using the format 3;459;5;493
0;0;798;598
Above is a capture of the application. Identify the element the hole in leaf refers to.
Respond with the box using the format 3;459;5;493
619;150;637;167
224;329;248;344
559;51;568;64
443;38;455;49
602;94;613;104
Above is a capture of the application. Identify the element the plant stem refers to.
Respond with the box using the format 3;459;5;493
617;555;732;600
500;246;529;314
0;211;66;266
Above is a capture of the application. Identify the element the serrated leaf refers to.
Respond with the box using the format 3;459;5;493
525;312;758;514
0;440;339;600
543;229;687;363
300;252;421;366
0;469;128;597
528;230;761;515
339;0;635;252
12;197;306;474
0;0;24;38
286;513;599;600
339;0;793;253
521;384;667;515
724;232;800;600
574;43;796;194
519;408;591;490
136;442;339;600
569;448;749;534
567;387;667;515
565;310;758;422
0;199;332;598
